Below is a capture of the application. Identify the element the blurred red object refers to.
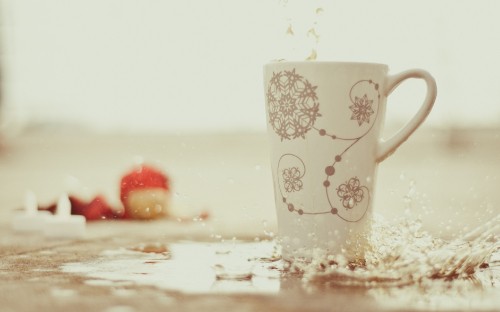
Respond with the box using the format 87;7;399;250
40;195;123;221
120;165;171;220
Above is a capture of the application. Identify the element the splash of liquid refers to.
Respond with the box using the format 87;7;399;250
278;0;324;60
306;28;320;43
289;214;499;288
306;49;317;61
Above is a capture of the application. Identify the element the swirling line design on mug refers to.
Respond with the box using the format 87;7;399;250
318;80;380;222
312;79;380;140
278;79;380;222
266;69;321;141
276;154;307;215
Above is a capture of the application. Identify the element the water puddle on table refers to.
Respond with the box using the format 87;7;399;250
61;215;499;309
62;240;282;294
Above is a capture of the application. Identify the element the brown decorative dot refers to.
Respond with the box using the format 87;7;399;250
331;135;337;139
331;208;338;214
319;129;326;136
288;203;294;212
298;209;304;215
323;180;330;187
335;155;341;162
282;197;287;203
325;166;335;176
375;84;379;90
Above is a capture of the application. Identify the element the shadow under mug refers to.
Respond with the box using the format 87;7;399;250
263;62;437;261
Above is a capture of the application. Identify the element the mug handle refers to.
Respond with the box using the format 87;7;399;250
376;69;437;162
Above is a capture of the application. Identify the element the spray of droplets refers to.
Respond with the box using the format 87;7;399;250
285;213;499;289
278;0;324;61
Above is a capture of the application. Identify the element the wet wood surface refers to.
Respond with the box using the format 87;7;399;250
0;129;499;311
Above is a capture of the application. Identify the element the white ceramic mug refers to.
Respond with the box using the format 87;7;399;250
264;62;437;261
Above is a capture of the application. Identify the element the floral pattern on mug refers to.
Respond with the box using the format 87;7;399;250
336;177;364;209
349;94;374;126
272;76;380;221
282;167;303;192
267;69;321;140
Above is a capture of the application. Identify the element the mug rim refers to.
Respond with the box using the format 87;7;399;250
264;61;388;69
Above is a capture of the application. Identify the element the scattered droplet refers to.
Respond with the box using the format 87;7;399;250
129;243;169;255
213;264;253;281
400;172;406;181
307;28;320;43
132;155;145;166
306;49;317;61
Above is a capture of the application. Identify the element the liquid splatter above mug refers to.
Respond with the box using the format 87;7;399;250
278;0;324;61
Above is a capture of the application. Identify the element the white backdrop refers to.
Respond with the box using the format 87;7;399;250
1;0;499;133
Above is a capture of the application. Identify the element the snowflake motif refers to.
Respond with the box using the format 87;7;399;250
282;167;303;192
336;177;364;209
349;94;374;126
267;69;321;140
280;93;296;116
